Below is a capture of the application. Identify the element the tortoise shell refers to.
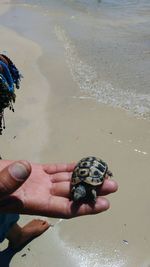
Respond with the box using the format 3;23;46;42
72;156;110;186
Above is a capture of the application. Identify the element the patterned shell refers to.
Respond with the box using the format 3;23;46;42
71;156;108;186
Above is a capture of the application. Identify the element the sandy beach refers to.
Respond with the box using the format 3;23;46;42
0;0;150;266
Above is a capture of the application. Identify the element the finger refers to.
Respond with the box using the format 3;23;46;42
0;161;31;199
51;172;72;183
97;179;118;196
43;163;76;175
70;197;110;218
52;179;118;198
52;182;71;197
44;196;110;219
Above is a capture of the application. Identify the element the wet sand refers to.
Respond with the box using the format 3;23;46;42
0;1;150;266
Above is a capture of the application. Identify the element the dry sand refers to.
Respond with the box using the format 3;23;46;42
0;1;150;266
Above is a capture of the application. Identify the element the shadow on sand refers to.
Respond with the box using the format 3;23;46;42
0;247;18;267
0;239;33;267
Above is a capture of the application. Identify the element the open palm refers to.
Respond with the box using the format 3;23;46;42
0;161;118;218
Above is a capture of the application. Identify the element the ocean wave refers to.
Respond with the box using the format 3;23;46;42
50;222;127;267
55;24;150;119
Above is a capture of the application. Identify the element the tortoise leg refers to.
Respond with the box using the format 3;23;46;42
71;186;75;198
91;189;97;202
107;170;113;177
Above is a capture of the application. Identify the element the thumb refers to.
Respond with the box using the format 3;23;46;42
0;161;31;199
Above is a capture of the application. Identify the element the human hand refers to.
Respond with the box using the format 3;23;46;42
0;160;118;218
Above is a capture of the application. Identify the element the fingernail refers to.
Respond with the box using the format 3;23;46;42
102;199;110;210
96;198;110;211
8;162;29;180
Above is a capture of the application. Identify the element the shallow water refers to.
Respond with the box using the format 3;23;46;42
13;0;150;118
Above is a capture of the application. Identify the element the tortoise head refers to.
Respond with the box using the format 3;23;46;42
73;184;86;201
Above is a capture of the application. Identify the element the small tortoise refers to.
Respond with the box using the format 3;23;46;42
71;156;112;202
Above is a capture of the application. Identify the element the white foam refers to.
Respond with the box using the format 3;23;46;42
51;223;127;267
55;25;150;118
134;149;148;155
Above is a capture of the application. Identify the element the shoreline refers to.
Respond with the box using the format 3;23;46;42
0;1;150;267
0;0;11;16
0;8;50;163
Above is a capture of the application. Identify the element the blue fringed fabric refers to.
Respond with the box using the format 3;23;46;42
0;55;22;134
0;54;22;89
0;61;14;92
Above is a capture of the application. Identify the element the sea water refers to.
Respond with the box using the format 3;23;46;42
14;0;150;118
